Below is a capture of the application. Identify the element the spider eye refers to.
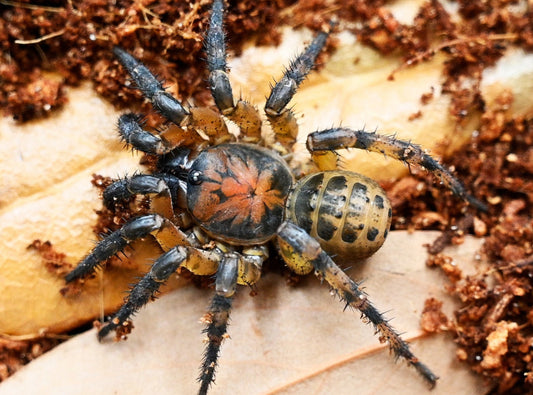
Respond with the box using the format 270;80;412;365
189;170;203;185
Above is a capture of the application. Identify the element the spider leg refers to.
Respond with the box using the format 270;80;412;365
114;45;233;146
97;245;189;340
265;27;331;153
103;174;184;223
65;214;171;282
198;252;239;395
66;212;205;282
238;245;268;286
188;107;234;145
276;221;439;387
205;0;233;114
113;46;189;125
206;0;262;143
117;113;173;155
97;244;245;342
307;127;488;211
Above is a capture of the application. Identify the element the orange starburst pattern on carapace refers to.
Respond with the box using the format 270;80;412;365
187;144;293;245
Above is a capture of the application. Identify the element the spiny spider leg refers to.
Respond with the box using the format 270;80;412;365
118;113;173;155
307;127;488;211
206;0;233;113
65;214;172;282
102;174;177;209
277;221;439;387
206;0;262;142
113;46;189;125
65;208;223;282
115;43;234;146
97;247;245;342
265;26;331;152
199;252;239;395
265;30;330;114
97;246;188;340
103;174;181;221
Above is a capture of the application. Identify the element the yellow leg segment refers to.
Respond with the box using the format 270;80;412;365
225;100;262;144
266;109;299;154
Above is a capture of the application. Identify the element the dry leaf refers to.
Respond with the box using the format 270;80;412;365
229;29;533;179
0;231;488;394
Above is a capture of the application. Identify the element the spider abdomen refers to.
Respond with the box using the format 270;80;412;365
287;170;392;262
187;143;293;245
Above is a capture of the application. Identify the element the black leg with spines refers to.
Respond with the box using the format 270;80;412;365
118;113;173;155
307;127;488;211
65;214;168;282
276;221;439;387
198;253;238;395
113;46;189;125
206;0;234;113
97;246;188;340
265;29;330;115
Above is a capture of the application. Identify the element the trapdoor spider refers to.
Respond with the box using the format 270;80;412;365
65;1;486;393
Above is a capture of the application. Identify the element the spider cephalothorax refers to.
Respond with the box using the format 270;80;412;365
65;1;486;393
187;143;292;244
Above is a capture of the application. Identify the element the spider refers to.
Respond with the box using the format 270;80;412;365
65;1;486;393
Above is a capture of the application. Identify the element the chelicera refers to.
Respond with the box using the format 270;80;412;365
65;1;486;393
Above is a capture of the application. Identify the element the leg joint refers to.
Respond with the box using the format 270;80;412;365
150;246;188;282
122;214;166;240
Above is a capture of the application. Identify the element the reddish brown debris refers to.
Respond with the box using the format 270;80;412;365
1;0;296;122
0;336;61;381
420;88;435;105
27;239;72;277
113;320;134;342
2;0;532;123
426;253;463;285
407;110;422;121
27;240;84;297
426;215;474;255
421;297;450;333
391;94;532;393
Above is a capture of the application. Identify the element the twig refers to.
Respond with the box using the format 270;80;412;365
15;29;66;45
389;33;520;79
0;0;64;12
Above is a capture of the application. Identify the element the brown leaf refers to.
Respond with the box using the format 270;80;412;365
0;231;488;394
